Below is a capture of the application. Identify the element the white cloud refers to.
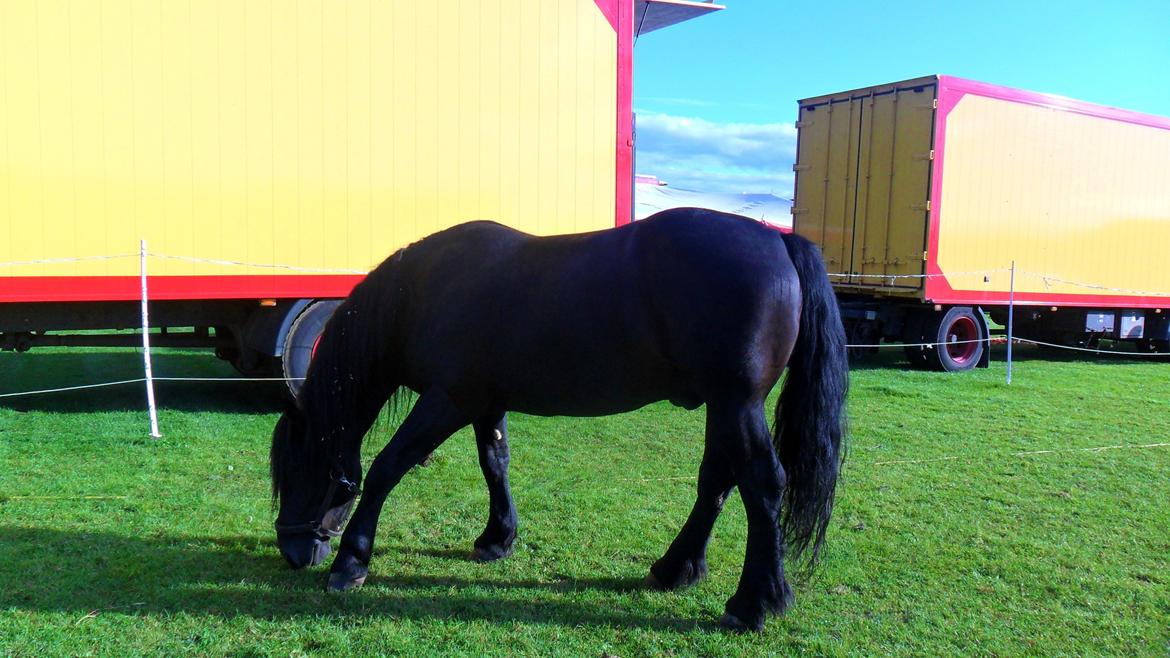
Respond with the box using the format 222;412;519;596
634;111;797;196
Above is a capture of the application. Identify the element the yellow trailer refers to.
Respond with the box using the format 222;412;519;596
793;76;1170;370
0;0;720;382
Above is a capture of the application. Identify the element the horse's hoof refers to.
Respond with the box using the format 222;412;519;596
718;612;758;633
326;571;367;592
646;558;707;590
471;543;514;563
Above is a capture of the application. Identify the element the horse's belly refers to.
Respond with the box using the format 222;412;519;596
504;373;688;418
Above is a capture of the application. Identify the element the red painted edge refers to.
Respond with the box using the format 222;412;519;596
592;0;619;31
939;75;1170;131
925;77;1170;310
923;78;955;305
0;275;364;303
614;0;634;226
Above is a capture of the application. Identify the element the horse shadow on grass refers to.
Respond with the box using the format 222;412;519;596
0;350;286;414
0;525;705;632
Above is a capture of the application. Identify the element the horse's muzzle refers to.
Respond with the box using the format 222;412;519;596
278;532;332;569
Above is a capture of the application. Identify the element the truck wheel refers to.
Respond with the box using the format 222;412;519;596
928;306;985;372
903;345;930;368
901;313;932;368
281;300;342;396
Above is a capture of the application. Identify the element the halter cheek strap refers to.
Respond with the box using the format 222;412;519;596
274;470;361;538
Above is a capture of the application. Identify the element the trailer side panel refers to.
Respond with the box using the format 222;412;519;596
0;0;628;302
925;77;1170;308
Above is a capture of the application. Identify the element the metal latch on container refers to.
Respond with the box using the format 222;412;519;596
913;150;935;161
911;201;931;211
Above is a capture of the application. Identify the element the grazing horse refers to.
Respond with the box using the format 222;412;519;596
269;207;848;631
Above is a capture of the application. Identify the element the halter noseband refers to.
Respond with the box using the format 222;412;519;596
274;468;361;538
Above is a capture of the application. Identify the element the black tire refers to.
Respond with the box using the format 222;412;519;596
281;300;342;396
903;345;931;369
926;306;985;372
901;313;932;369
216;343;278;377
232;354;278;377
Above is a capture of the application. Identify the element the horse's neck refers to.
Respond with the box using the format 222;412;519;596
304;250;412;466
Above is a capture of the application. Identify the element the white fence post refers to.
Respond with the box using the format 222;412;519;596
1007;260;1016;385
140;240;162;438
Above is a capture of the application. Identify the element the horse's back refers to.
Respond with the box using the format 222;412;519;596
392;209;801;415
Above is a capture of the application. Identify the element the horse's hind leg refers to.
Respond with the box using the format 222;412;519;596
647;442;735;590
328;387;469;591
710;398;793;632
471;412;518;562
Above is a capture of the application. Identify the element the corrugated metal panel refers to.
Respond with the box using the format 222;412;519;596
0;0;618;291
852;84;935;286
793;78;935;297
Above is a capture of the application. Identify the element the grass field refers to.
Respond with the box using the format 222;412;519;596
1;344;1168;657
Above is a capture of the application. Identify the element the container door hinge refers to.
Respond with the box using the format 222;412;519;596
922;251;929;261
911;201;931;211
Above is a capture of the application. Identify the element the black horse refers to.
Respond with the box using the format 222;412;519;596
270;207;848;632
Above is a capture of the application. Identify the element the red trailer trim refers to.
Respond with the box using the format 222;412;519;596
0;275;364;303
614;0;635;226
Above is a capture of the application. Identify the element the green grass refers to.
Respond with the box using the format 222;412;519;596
1;346;1168;657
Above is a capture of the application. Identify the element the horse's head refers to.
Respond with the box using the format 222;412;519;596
269;402;361;570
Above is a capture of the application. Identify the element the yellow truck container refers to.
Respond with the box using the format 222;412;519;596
793;76;1170;370
0;0;720;383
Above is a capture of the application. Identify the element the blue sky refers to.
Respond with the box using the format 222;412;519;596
632;0;1170;196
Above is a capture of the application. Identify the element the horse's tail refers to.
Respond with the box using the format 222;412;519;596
775;231;849;571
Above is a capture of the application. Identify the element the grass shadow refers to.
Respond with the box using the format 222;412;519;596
0;349;285;414
0;526;699;632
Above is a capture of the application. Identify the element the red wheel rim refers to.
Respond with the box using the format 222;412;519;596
944;316;979;364
311;335;321;361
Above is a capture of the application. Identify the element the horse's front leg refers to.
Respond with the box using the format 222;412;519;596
471;412;518;562
327;387;469;591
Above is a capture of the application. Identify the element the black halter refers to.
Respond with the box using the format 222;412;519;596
274;468;361;538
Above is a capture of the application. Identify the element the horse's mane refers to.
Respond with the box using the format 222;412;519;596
270;249;411;503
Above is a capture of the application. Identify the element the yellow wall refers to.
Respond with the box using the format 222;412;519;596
937;94;1170;298
0;0;618;278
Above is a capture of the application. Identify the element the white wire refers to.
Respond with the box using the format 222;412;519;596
1019;270;1170;298
826;268;1010;280
847;337;1000;349
873;442;1170;466
147;252;367;274
3;336;1165;400
0;254;137;268
152;376;303;382
1011;336;1170;357
0;379;146;398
